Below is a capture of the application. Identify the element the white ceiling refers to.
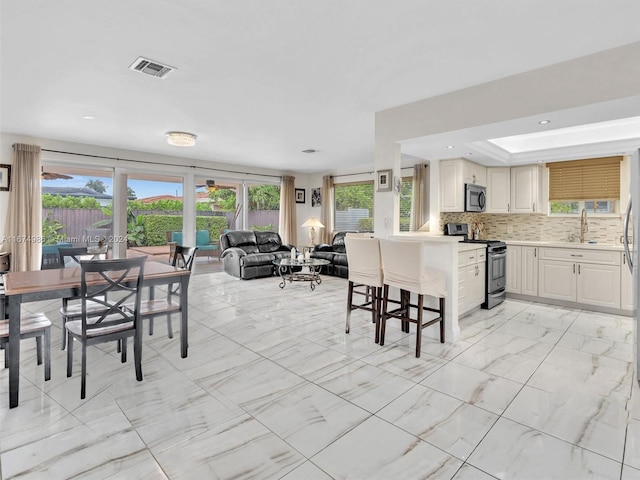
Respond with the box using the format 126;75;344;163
2;1;640;173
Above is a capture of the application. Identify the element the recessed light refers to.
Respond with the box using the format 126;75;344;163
302;149;317;154
538;120;550;125
446;145;455;149
82;115;95;120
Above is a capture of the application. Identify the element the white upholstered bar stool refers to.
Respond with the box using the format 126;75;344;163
379;239;446;358
345;235;384;343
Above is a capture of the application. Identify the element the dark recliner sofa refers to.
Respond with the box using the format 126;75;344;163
310;231;360;278
220;230;295;279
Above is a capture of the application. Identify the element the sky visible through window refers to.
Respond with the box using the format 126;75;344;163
42;176;185;200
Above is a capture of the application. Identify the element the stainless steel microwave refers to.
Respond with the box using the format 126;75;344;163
465;183;486;212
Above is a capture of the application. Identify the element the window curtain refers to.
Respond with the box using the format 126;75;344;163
320;175;334;243
278;175;296;245
4;144;42;271
411;163;429;231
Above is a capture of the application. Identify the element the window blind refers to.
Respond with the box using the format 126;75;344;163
547;156;621;201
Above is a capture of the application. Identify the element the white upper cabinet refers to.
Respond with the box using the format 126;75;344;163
440;158;486;212
486;168;511;213
511;164;543;214
486;164;544;214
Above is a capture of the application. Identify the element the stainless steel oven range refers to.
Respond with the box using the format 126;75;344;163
444;223;507;309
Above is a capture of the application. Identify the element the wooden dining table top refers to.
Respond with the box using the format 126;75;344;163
2;261;189;296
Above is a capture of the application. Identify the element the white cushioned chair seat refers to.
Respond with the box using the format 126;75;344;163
345;236;383;288
379;239;446;297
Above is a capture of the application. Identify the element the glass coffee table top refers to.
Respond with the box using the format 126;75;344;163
272;258;330;290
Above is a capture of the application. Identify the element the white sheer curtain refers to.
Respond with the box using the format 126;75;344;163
4;144;42;271
278;175;296;245
320;175;334;243
411;163;429;231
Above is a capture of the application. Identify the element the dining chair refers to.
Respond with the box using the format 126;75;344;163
57;246;110;350
144;245;197;339
1;282;52;380
66;256;146;399
344;235;384;343
379;239;447;358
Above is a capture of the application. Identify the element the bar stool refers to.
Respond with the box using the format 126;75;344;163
379;239;446;358
345;235;384;343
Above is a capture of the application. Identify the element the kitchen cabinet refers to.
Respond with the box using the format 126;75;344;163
506;245;521;293
538;247;620;309
511;165;544;214
440;158;486;212
486;168;511;213
458;246;486;314
486;165;544;214
621;252;633;311
506;245;538;296
521;246;538;296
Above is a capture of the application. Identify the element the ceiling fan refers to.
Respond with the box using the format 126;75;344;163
195;180;235;192
41;168;73;180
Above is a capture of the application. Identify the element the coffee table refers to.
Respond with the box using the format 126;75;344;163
273;258;330;290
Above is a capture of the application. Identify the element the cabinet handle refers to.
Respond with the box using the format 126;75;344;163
508;203;510;213
570;254;583;257
578;264;581;274
534;248;537;257
533;202;536;212
623;255;626;265
573;264;575;274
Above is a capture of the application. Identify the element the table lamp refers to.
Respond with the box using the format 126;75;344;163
302;217;325;245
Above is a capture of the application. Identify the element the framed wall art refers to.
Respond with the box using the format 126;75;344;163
295;188;306;204
0;164;11;191
311;188;322;207
377;169;392;192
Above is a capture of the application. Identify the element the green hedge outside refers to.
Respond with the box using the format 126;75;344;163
138;214;228;246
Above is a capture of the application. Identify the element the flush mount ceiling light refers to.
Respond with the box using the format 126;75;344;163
538;120;551;125
166;131;197;147
446;145;455;149
302;149;317;154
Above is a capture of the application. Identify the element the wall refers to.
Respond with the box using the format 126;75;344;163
440;212;624;245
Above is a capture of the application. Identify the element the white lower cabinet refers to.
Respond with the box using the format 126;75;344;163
621;252;633;311
521;246;538;297
506;245;538;296
458;247;486;314
538;247;620;309
506;245;521;293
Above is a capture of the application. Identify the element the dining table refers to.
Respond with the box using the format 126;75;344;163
2;260;191;408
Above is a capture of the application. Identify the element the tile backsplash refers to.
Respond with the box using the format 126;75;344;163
440;213;625;245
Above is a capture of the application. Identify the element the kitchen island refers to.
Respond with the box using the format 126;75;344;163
389;233;465;342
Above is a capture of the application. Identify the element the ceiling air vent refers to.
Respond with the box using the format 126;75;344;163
129;57;176;79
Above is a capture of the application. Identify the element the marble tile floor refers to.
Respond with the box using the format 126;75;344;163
1;272;639;479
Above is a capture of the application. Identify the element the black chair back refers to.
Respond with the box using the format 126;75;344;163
58;246;91;268
79;257;146;337
172;245;198;271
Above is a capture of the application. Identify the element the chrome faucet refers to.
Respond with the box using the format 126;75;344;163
580;208;589;243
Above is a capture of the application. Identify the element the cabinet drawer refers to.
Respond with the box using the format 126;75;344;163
476;249;486;262
538;247;620;266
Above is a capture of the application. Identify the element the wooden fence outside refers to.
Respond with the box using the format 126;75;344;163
43;208;280;245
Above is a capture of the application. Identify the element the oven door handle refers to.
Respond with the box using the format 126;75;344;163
489;252;506;260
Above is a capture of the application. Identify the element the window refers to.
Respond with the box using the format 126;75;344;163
548;156;621;215
41;166;114;248
334;181;374;231
248;183;280;231
398;176;413;232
